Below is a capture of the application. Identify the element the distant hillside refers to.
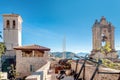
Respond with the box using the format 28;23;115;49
50;50;120;58
50;52;75;59
76;52;89;57
50;51;120;59
117;50;120;58
76;51;120;58
117;50;120;53
50;52;90;59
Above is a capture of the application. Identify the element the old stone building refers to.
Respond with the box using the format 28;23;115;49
14;44;50;78
2;14;51;79
2;14;22;72
3;14;22;56
91;17;118;58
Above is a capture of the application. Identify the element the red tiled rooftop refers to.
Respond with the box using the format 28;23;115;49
14;44;50;51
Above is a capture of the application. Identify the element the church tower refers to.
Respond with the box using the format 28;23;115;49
3;14;22;56
91;16;118;59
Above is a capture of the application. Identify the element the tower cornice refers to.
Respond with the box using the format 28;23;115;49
2;14;23;22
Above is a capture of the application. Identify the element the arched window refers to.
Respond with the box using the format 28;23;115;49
6;20;10;28
13;20;16;29
101;33;107;42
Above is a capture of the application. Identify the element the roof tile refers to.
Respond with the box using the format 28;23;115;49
14;44;50;51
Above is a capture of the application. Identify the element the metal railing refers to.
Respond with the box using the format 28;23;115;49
73;54;120;80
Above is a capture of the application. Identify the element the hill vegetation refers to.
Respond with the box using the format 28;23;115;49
50;52;75;59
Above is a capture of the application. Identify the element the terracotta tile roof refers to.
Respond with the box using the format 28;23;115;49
14;44;50;51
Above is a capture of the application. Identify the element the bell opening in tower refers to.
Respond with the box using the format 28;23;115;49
6;20;10;29
13;20;16;29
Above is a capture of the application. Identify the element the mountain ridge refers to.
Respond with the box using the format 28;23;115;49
50;50;120;58
50;51;89;59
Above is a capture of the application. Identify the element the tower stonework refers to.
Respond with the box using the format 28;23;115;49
91;17;118;59
3;14;22;56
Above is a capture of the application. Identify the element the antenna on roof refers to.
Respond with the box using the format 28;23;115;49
63;36;66;59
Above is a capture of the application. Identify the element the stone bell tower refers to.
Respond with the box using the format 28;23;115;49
3;14;22;56
91;16;118;59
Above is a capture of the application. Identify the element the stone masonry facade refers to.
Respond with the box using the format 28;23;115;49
91;17;118;58
15;50;49;78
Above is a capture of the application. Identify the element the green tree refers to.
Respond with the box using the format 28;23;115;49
0;31;6;72
0;31;5;57
0;42;6;57
8;64;16;80
101;41;111;55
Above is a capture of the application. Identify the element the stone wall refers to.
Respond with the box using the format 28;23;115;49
26;61;50;80
0;72;8;80
90;52;118;59
4;50;16;57
16;50;49;78
71;61;120;80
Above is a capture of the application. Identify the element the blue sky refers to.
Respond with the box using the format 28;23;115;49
0;0;120;53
